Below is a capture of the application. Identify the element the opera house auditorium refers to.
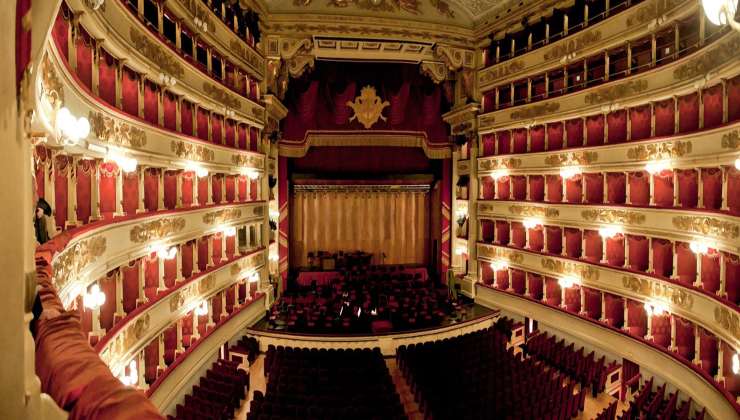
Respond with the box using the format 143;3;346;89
3;0;740;418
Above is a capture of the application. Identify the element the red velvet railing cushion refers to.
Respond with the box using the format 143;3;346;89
607;110;627;143
701;168;723;210
545;226;562;255
180;100;193;136
701;252;721;294
583;229;602;263
511;222;526;248
652;238;673;278
564;228;582;258
675;242;696;286
196;107;209;141
726;253;740;305
547;122;564;150
584;173;603;203
496;177;510;200
530;125;545;152
729;74;740;122
98;48;117;106
703;84;724;128
629;105;651;140
495;221;510;245
121;67;139;117
497;131;511;155
606;172;626;204
678;93;699;133
512;129;527;153
565;175;582;203
653;170;674;207
627;235;649;272
528;273;543;300
654;99;675;136
565;118;584;148
529;175;545;201
628;171;649;206
163;92;177;131
546;175;563;202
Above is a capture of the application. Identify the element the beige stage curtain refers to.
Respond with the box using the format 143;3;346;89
291;190;429;267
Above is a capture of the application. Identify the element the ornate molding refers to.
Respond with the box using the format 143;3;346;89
673;35;740;81
510;102;560;120
622;276;694;310
626;141;692;161
40;53;64;108
129;218;187;243
479;114;496;127
434;44;475;71
479;60;524;85
626;0;684;26
477;245;524;263
420;61;448;83
544;151;598;166
128;28;184;78
228;39;264;75
231;153;264;168
202;208;243;225
346;86;390;129
263;22;469;46
508;205;559;218
88;112;147;148
170;140;215;162
584;80;648;105
168;275;216;312
721;130;739;150
52;236;107;290
543;30;602;61
672;216;739;240
103;313;150;369
581;209;646;225
202;83;242;111
540;257;599;281
478;157;522;171
714;307;740;341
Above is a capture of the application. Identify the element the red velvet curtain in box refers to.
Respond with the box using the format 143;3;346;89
606;173;626;204
583;230;601;263
654;99;675;137
529;175;544;201
238;176;247;202
545;226;562;254
701;252;721;294
607;110;627;143
181;241;193;279
511;222;526;248
122;260;139;314
565;175;582;203
163;171;177;210
701;168;722;210
481;133;495;156
75;28;93;90
225;119;236;148
163;325;177;365
604;294;624;328
651;315;671;348
197;238;208;272
729;75;740;122
163;257;176;288
529;227;544;252
528;273;543;300
564;228;582;258
77;296;92;336
583;287;601;319
652;238;673;278
99;162;117;218
496;131;511;155
584;173;603;203
674;316;694;360
197;107;209;141
143;80;159;125
250;127;259;152
564;287;580;313
144;255;159;301
703;84;724;128
676;169;698;208
181;100;193;136
76;159;92;224
482;90;496;113
653;170;674;207
211;294;222;324
53;155;69;229
238;124;248;150
481;178;494;200
585;115;604;146
496;177;510;199
332;82;357;125
512;129;527;153
545;277;561;306
675;242;696;285
480;262;494;285
606;236;625;267
144;168;158;212
547;122;564;150
250;179;258;201
144;340;158;384
629;105;651;140
181;172;193;207
699;330;718;375
122;171;138;215
163;91;177;131
678;93;699;133
627;235;649;271
511;176;526;200
211;114;223;145
99;273;116;331
212;234;223;265
198;177;208;206
494;269;509;291
565;118;583;148
121;67;139;117
481;220;494;242
726;253;740;305
52;6;69;60
98;48;117;106
626;299;647;337
530;125;545;152
211;175;223;204
222;175;233;203
495;221;510;245
628;172;649;206
511;269;526;294
546;175;562;202
388;82;410;125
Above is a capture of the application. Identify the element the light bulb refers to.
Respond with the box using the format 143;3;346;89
732;352;739;375
244;169;260;180
598;225;622;238
490;261;508;271
701;0;738;26
224;226;237;237
491;169;509;181
523;218;542;229
194;301;208;316
559;166;581;179
455;246;466;255
558;276;580;289
83;284;106;309
689;240;711;255
734;158;740;171
269;253;279;262
645;160;671;175
645;300;668;316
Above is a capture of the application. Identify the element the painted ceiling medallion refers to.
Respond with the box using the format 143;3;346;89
346;86;390;129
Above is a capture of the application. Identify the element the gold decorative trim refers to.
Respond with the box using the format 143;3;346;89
626;141;692;161
420;61;449;84
88;112;147;148
478;157;522;170
626;0;685;26
202;83;242;111
508;205;559;218
541;257;599;281
346;86;390;129
264;22;470;46
673;35;740;81
129;218;186;243
721;130;739;150
280;132;451;159
52;236;107;290
129;28;184;78
672;216;739;239
714;307;740;341
202;208;243;225
477;245;524;263
622;276;694;309
169;274;216;312
479;60;524;85
543;30;602;61
104;313;150;368
228;40;264;76
510;102;560;120
581;209;646;225
544;151;598;166
479;114;496;127
584;80;648;105
40;53;64;108
170;140;215;162
231;153;265;169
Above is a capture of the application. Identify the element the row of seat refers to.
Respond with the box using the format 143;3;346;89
169;358;249;420
620;378;704;420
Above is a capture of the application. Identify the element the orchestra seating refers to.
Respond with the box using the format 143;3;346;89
268;266;456;334
594;400;618;420
248;346;405;420
396;325;586;419
619;378;705;420
525;332;621;396
169;358;249;420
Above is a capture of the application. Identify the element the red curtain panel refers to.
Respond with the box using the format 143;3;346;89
211;113;223;145
250;127;260;152
76;159;92;224
181;172;193;207
584;173;603;203
211;175;223;204
496;131;511;155
98;48;117;106
725;253;740;305
674;242;696;286
481;177;494;200
702;84;724;128
511;269;526;294
181;241;194;279
653;170;674;207
605;236;625;267
729;74;740;122
674;316;695;360
629;105;651;141
163;325;177;365
529;175;544;201
163;91;177;131
225;119;236;148
52;5;69;60
653;99;675;137
604;293;624;328
144;340;159;384
212;234;223;266
238;124;248;150
651;238;673;278
545;226;562;255
565;118;584;148
701;252;721;294
495;269;509;290
53;155;69;229
606;172;626;204
121;67;139;117
512;128;527;153
677;93;699;133
144;168;158;212
626;299;647;338
510;222;526;248
701;168;722;210
545;277;561;307
528;273;543;300
163;171;177;210
583;287;601;319
530;125;545;152
546;175;563;202
196;107;209;141
163;257;177;288
481;220;495;242
583;229;602;263
496;177;510;200
99;162;117;219
564;228;582;258
388;82;410;125
198;176;209;206
495;221;510;245
511;176;526;200
628;172;649;206
225;235;236;259
197;238;208;272
585;115;604;146
121;260;139;314
565;175;582;203
676;169;698;208
75;28;93;90
143;80;159;125
98;274;116;331
238;176;248;202
482;90;496;113
627;235;649;272
546;122;564;150
250;179;259;201
529;227;544;252
607;110;627;143
651;315;671;348
699;330;718;376
481;133;494;157
181;100;193;136
564;287;581;313
122;171;138;215
480;262;494;285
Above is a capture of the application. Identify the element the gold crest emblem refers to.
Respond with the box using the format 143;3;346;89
346;86;390;129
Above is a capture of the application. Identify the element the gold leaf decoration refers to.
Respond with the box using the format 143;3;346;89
52;236;107;289
581;209;646;225
129;28;184;78
672;216;739;239
346;86;390;129
510;102;560;120
479;60;524;84
129;218;186;243
479;114;496;127
202;208;243;225
621;276;694;309
584;80;648;105
169;275;216;312
40;54;64;107
714;307;740;340
478;158;522;171
721;130;739;150
228;40;264;75
508;205;559;218
477;244;524;264
626;141;692;161
232;154;264;168
541;257;599;281
322;0;422;14
478;203;495;213
544;151;598;166
170;140;215;162
107;313;150;366
543;30;602;60
88;112;147;148
203;83;242;111
626;0;684;26
673;35;740;81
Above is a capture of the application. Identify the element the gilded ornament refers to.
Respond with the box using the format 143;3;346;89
232;153;264;168
510;102;560;120
479;60;524;85
477;244;523;263
202;208;243;225
626;141;692;161
129;218;186;243
673;35;740;81
584;80;648;105
88;112;147;148
346;86;390;129
508;205;559;218
621;276;694;309
543;30;602;61
478;203;494;213
626;0;684;26
170;140;215;162
479;114;496;127
264;22;469;46
581;209;645;225
322;0;422;14
178;0;214;32
420;61;448;83
541;257;599;281
478;157;522;171
203;83;242;111
544;151;598;166
721;130;739;150
129;28;184;78
228;40;264;76
52;236;107;290
430;0;455;18
714;307;740;340
40;54;64;108
672;216;739;239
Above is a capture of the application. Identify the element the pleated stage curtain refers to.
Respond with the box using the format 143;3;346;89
291;190;428;267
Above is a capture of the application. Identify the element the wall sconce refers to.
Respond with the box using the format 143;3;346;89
194;300;208;316
734;157;740;170
523;218;543;229
269;253;279;262
158;73;177;87
118;360;138;387
224;108;236;118
732;352;739;375
83;284;106;309
248;272;260;283
107;150;138;173
186;161;208;178
559;166;581;179
558;276;580;289
193;17;208;33
223;226;237;237
598;225;623;238
455;246;467;256
155;245;177;260
243;169;260;180
644;300;669;316
490;169;509;181
700;0;739;30
645;160;671;174
490;260;508;271
689;240;714;254
55;107;90;146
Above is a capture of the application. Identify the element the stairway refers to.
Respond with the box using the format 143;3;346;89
386;359;424;420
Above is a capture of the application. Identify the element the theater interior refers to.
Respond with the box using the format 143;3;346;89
3;0;740;418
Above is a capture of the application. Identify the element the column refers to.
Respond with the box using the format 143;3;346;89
137;257;146;304
562;175;567;203
90;159;101;220
220;292;227;318
221;174;227;203
115;269;125;320
175;244;184;283
672;170;679;206
176;170;183;209
137;351;147;390
580;229;587;259
648;172;655;206
157;168;165;211
560;284;567;308
192;310;201;340
579;286;586;316
206;174;214;205
115;164;124;216
192;240;200;275
670;315;677;352
157;254;165;292
192;171;199;207
602;174;608;203
718;253;727;298
716;344;725;385
693;325;701;365
137;166;146;214
66;156;79;227
207;235;214;268
176;319;184;354
207;298;216;328
693;251;703;289
697;168;704;208
646;309;653;340
648;237;654;273
220;233;227;262
561;228;567;257
720;167;729;211
625;172;631;204
601;235;607;263
599;292;606;322
625;235;631;268
671;241;678;280
623;298;630;331
157;334;166;371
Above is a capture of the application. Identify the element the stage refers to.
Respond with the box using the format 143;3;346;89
295;266;429;287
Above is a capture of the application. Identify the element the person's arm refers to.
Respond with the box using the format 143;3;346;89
45;216;59;239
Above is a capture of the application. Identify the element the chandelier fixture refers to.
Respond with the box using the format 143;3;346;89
701;0;739;30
